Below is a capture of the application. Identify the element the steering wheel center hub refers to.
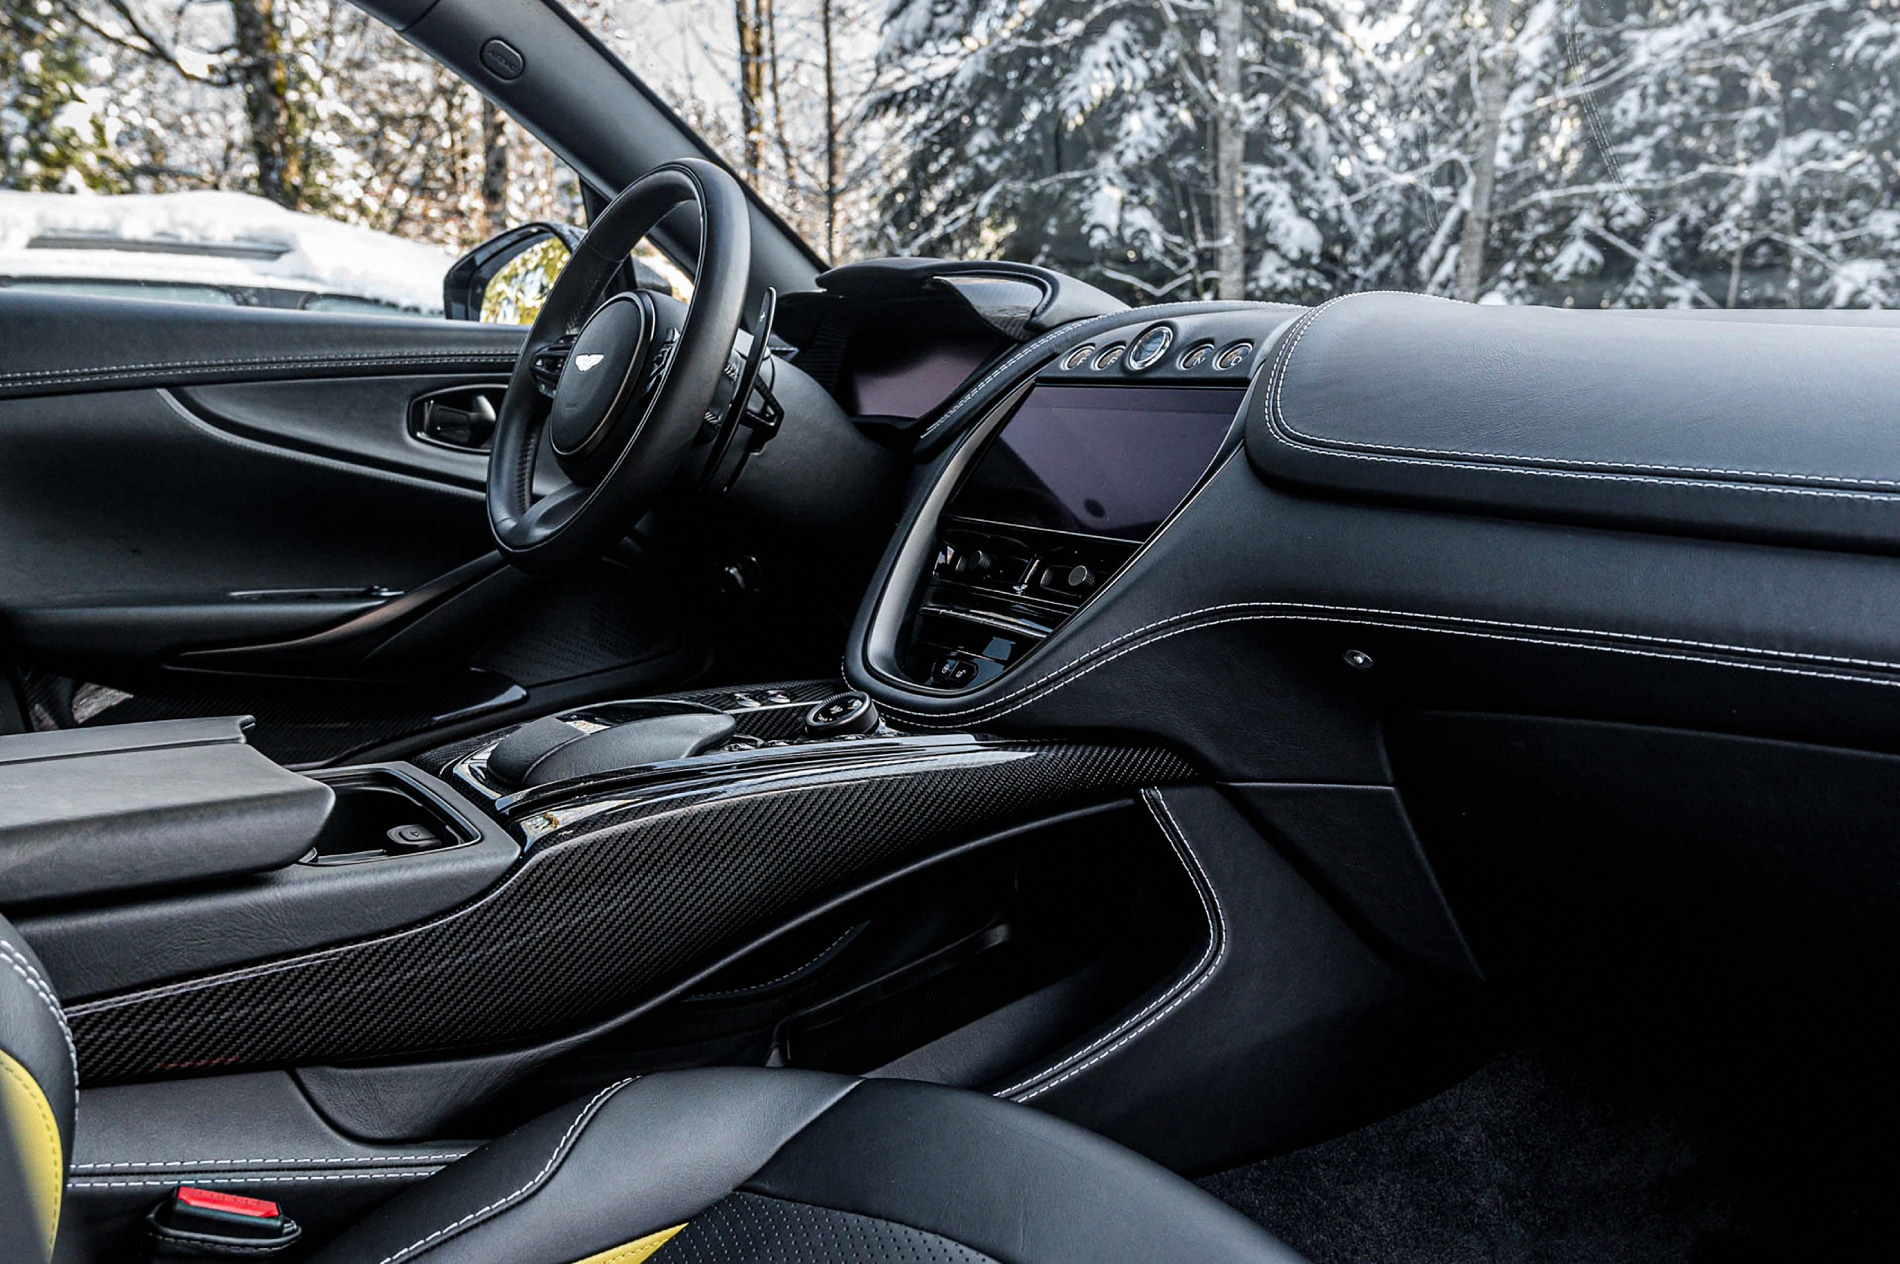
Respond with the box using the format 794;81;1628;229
549;292;650;461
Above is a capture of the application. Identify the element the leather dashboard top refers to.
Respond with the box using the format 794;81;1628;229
1246;291;1900;554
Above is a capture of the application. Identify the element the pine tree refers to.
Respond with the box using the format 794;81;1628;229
1582;0;1900;309
1352;0;1577;299
867;0;1380;302
1365;0;1900;309
0;0;121;191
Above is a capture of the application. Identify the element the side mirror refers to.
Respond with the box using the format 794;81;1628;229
443;223;581;325
444;222;683;324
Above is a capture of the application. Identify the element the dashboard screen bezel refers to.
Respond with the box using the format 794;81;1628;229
860;376;1249;696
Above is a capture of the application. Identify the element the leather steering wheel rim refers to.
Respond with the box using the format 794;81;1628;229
486;158;751;574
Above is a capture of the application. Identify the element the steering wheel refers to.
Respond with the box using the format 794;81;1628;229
486;158;751;574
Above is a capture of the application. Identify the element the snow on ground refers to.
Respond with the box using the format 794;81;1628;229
0;190;455;313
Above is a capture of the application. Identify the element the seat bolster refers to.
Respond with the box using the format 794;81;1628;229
0;916;75;1263
308;1069;856;1264
741;1078;1304;1264
0;922;74;1156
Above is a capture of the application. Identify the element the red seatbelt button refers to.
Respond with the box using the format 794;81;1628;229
176;1187;280;1219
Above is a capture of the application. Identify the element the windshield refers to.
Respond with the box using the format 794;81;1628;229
586;0;1900;310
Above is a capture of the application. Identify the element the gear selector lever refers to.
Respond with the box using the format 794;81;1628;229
485;702;737;790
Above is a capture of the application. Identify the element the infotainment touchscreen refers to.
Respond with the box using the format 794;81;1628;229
948;385;1243;540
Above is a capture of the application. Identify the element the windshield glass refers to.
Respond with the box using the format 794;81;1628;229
584;0;1900;310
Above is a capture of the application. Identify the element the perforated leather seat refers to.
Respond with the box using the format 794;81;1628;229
1;911;1304;1264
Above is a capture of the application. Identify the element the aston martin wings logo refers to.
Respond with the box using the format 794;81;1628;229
574;353;605;372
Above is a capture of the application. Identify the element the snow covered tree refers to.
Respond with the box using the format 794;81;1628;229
225;0;320;208
865;0;1382;303
1579;0;1900;309
0;0;112;191
12;0;1900;308
1363;0;1900;309
3;2;582;249
1351;0;1575;298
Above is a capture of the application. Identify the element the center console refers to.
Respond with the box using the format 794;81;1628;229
443;680;872;806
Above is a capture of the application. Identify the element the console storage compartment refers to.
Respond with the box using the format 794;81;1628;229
302;765;483;865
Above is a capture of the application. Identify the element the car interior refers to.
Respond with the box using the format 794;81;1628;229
3;1;1898;1262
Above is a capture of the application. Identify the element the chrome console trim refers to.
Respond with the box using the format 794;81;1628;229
862;377;1037;692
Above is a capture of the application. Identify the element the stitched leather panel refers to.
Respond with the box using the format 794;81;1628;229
0;1050;60;1257
314;1069;1302;1264
995;789;1224;1101
574;1223;684;1264
992;786;1424;1174
1247;292;1900;552
0;921;74;1165
0;291;522;401
16;667;524;768
851;431;1900;789
655;1192;995;1264
308;1070;859;1264
0;917;74;1263
67;743;1191;1082
744;1075;1306;1263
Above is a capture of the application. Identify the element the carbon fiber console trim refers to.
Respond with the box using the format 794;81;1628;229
67;739;1191;1083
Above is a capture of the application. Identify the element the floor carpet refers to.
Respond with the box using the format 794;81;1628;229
1201;1028;1892;1264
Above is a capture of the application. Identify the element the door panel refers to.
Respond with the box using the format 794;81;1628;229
0;291;701;760
0;386;487;617
177;376;568;497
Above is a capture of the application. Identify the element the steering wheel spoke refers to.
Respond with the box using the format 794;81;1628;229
518;479;589;536
529;336;575;398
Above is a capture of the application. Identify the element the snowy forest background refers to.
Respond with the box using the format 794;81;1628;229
5;0;1900;309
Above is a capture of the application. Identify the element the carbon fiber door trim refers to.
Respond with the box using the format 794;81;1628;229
67;740;1192;1083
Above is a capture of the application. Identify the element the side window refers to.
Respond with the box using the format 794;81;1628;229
0;2;586;318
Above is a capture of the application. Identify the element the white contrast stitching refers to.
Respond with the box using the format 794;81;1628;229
116;1236;295;1255
0;937;77;1091
1001;790;1225;1101
1266;292;1900;495
1268;428;1900;503
686;926;860;999
67;1170;444;1189
880;600;1900;727
72;1152;471;1172
0;350;513;391
369;1077;633;1264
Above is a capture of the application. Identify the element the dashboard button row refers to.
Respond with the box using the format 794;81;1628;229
1054;329;1253;376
